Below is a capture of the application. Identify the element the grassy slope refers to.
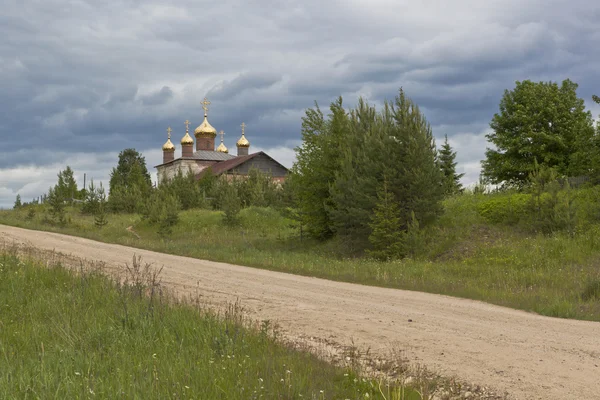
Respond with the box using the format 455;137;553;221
0;250;419;399
2;192;600;321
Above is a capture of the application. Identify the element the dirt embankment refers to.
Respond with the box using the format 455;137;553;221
1;224;598;400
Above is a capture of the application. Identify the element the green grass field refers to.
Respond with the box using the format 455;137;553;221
2;191;600;322
0;249;421;399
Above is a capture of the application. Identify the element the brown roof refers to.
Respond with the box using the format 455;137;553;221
198;151;288;177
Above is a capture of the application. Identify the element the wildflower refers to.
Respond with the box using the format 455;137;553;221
75;372;81;376
152;353;157;359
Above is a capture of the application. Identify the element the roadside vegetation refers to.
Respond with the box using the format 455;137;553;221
0;248;423;399
3;82;600;323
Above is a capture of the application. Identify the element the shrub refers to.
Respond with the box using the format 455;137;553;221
476;193;530;225
221;183;241;226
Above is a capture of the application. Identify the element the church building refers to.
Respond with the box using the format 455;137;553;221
156;98;288;184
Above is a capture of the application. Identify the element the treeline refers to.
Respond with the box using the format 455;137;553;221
288;89;462;259
20;148;289;235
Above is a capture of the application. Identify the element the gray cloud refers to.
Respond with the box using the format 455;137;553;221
1;0;600;207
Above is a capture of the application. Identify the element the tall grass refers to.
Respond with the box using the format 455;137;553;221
2;193;600;322
0;249;421;399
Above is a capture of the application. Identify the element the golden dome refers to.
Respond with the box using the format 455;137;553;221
216;141;228;153
237;122;250;147
236;133;250;148
194;97;217;137
194;116;217;137
181;120;194;145
216;130;228;153
162;127;175;151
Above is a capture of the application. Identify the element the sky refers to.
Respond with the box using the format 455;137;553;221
1;0;600;208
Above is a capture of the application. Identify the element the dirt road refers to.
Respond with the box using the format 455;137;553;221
1;225;598;399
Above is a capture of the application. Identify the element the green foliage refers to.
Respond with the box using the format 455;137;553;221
526;164;577;235
93;184;109;229
237;168;282;208
45;187;67;226
221;181;242;226
291;98;344;239
483;79;596;186
439;135;464;195
476;193;530;225
328;89;444;252
13;194;21;209
25;207;36;220
142;188;180;236
109;149;152;213
367;179;402;260
82;180;101;215
55;166;79;203
160;168;205;210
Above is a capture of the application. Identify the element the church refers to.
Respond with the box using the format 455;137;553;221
156;98;288;184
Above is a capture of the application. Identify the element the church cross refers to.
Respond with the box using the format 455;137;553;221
219;130;225;142
201;98;211;116
167;126;172;139
184;120;190;132
241;122;246;135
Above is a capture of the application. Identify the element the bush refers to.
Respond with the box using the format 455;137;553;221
142;188;180;236
221;183;241;226
476;193;530;225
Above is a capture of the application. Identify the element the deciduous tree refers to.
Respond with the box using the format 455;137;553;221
482;79;595;186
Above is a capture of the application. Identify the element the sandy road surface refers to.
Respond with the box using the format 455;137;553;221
1;225;599;399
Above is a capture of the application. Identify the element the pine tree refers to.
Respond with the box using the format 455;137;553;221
13;194;22;209
328;89;444;252
94;183;109;228
221;181;241;226
367;179;402;260
108;149;152;213
291;97;347;239
55;166;78;203
438;135;464;195
46;187;66;226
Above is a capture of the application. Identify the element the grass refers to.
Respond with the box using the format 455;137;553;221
2;191;600;322
0;248;422;399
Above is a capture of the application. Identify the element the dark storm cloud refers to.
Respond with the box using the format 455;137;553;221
1;0;600;206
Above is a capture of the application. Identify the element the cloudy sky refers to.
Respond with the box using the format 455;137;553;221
1;0;599;208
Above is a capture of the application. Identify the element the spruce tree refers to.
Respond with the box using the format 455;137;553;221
367;179;402;260
13;194;22;209
438;135;464;195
